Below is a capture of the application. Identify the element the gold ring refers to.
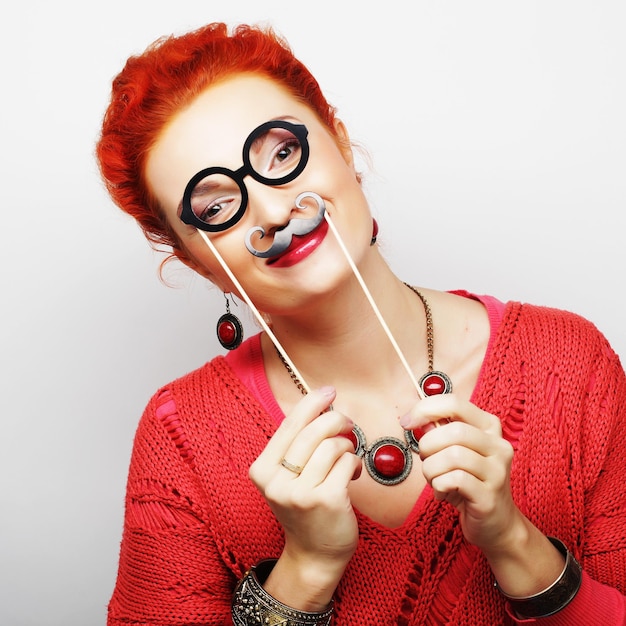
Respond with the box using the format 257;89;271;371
280;458;304;475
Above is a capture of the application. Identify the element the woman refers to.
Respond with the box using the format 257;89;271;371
97;22;626;625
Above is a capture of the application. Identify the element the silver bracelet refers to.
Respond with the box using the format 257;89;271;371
495;536;583;619
232;559;334;626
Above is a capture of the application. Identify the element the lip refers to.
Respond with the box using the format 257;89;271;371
267;218;329;268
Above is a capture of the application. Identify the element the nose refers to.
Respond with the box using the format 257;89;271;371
245;179;305;233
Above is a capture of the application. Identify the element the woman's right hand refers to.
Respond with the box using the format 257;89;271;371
248;386;361;610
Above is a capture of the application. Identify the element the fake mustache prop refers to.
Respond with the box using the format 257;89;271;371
244;191;326;259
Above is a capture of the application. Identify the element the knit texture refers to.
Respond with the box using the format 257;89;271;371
107;301;626;625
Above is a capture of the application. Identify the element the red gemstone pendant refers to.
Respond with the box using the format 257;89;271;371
218;320;236;344
366;437;412;485
373;443;406;477
216;313;243;350
351;425;413;486
418;370;453;396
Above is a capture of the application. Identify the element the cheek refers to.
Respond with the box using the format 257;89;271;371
189;228;259;290
303;171;361;214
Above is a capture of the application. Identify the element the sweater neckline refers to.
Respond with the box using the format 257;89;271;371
226;291;505;426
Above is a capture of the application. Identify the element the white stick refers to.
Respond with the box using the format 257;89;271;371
197;229;311;393
323;213;426;400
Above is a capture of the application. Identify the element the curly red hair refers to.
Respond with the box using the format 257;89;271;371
96;22;338;266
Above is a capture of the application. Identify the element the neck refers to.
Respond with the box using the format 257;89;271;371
261;263;430;394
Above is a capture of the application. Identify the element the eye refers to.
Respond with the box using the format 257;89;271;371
249;127;304;179
188;173;243;226
273;138;301;165
196;194;238;224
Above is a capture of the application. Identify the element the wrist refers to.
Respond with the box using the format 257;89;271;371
232;559;334;626
480;510;533;562
266;550;347;611
484;518;565;597
495;537;582;619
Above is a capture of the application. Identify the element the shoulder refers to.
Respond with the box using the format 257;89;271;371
128;353;274;481
467;294;625;416
502;300;616;359
144;353;250;408
490;300;625;413
443;289;619;374
131;355;254;446
451;289;607;345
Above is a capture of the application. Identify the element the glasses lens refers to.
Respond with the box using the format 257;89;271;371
247;124;306;183
186;172;243;228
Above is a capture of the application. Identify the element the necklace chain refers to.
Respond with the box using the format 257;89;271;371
404;283;434;372
279;350;308;396
273;283;451;486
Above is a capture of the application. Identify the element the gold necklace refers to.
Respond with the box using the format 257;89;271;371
274;284;452;486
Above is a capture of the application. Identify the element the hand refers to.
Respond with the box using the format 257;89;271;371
401;394;519;553
249;386;361;577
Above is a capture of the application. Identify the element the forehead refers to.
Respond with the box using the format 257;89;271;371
146;74;317;212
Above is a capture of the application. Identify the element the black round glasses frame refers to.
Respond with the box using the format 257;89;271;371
180;120;310;232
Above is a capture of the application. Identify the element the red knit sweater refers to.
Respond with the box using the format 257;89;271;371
107;299;626;625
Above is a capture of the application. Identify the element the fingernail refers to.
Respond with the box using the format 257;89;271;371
319;386;336;397
399;412;412;428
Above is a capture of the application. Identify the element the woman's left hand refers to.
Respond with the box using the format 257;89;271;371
400;394;519;552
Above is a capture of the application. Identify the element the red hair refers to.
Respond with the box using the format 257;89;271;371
96;22;338;265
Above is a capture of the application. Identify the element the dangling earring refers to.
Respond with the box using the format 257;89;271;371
370;218;379;246
216;294;244;350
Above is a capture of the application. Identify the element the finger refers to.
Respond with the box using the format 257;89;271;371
264;444;360;510
295;436;359;485
421;444;491;485
312;450;363;495
430;469;485;504
418;421;495;459
427;426;513;472
259;386;337;461
421;439;512;505
400;394;500;434
279;410;354;478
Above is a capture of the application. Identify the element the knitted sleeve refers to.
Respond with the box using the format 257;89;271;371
107;389;236;626
500;308;626;625
510;343;626;626
580;342;626;580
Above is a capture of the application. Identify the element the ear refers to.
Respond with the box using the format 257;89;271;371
332;118;356;170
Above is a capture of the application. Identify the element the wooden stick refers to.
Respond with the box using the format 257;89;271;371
197;230;311;393
323;213;426;400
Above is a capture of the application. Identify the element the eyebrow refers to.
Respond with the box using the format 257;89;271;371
191;178;221;197
176;179;220;216
249;115;303;155
272;114;300;123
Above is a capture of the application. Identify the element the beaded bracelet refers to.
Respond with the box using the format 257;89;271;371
495;536;583;619
232;559;334;626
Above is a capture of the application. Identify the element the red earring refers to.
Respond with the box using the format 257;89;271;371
370;218;379;246
217;294;243;350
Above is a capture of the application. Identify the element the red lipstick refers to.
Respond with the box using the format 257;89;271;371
268;218;329;268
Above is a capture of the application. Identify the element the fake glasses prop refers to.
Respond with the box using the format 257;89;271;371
180;120;309;232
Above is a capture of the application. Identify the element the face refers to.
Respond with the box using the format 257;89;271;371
145;73;372;314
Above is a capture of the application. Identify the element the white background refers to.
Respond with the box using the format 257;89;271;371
1;1;624;624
